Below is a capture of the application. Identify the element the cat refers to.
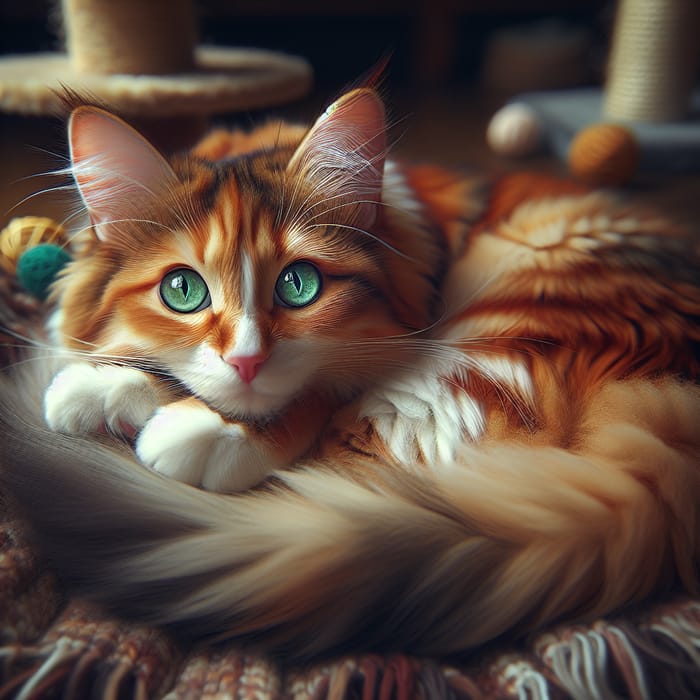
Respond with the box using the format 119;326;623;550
42;88;450;492
1;85;700;662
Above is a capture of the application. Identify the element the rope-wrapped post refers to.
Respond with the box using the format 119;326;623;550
63;0;198;76
604;0;700;123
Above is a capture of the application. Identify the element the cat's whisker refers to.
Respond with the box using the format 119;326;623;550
3;325;169;372
282;182;351;234
289;181;375;230
0;344;102;368
463;365;534;423
284;194;425;247
304;223;416;262
282;148;387;233
69;158;200;240
439;269;511;320
88;216;174;232
58;206;90;233
319;348;534;418
61;226;91;252
280;168;311;232
1;356;63;373
322;335;543;399
169;180;205;233
0;330;64;359
74;217;177;252
1;340;60;357
12;167;70;187
384;115;414;155
71;160;164;202
341;336;550;370
23;142;69;163
5;184;78;218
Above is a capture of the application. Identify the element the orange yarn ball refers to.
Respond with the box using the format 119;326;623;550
568;123;639;187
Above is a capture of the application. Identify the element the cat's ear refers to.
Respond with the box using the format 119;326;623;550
287;88;386;228
69;106;178;241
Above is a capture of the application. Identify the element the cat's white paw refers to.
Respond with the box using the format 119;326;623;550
136;401;276;492
359;373;485;465
45;363;161;437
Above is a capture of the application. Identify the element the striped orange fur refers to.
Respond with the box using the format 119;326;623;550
1;87;699;660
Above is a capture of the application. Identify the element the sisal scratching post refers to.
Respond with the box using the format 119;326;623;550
604;0;699;123
63;0;198;77
485;0;700;178
0;0;313;151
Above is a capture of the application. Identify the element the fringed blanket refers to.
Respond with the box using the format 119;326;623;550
1;254;700;700
2;514;700;699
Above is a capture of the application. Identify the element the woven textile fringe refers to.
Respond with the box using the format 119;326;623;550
2;511;700;700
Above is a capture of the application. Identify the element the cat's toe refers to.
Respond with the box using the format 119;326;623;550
45;363;108;434
100;366;161;434
136;401;272;492
359;375;484;465
44;363;162;438
199;433;272;493
136;402;222;485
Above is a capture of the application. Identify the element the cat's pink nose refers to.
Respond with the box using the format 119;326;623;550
225;353;267;384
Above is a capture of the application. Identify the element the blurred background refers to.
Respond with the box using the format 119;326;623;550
0;0;697;224
0;0;611;89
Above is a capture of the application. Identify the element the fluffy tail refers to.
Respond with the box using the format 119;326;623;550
1;369;699;662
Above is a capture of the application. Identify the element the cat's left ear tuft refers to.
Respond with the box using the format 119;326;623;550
69;107;179;242
287;88;387;228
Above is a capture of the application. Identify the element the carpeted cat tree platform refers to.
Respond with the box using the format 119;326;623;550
1;2;700;698
0;0;312;151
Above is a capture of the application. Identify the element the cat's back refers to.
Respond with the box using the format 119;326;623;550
191;120;308;162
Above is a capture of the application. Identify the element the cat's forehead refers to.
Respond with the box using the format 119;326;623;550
166;169;280;272
175;148;300;222
168;144;369;268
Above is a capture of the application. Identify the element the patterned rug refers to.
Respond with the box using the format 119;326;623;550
1;253;700;699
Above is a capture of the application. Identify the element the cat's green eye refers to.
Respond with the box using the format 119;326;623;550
274;261;322;308
160;268;211;313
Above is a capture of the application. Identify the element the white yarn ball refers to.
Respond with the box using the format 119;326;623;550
486;102;543;157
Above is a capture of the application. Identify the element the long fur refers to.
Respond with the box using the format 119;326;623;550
2;88;700;663
2;358;700;662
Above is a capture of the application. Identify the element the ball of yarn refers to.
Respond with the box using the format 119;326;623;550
486;103;543;158
568;123;639;186
16;244;72;300
0;216;67;274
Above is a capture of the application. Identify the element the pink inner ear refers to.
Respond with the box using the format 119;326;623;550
69;107;177;239
288;88;387;226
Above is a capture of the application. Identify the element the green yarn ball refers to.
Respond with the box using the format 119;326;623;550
16;244;72;300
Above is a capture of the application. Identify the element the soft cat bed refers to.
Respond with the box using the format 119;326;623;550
1;254;699;700
1;507;700;697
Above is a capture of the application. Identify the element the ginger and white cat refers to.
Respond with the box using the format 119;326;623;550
44;89;449;491
1;86;700;660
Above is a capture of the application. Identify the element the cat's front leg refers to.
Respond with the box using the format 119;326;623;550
136;394;330;492
45;363;166;438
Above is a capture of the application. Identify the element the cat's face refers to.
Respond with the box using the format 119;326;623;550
57;90;440;419
89;173;409;418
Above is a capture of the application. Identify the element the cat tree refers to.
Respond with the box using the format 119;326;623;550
488;0;700;183
0;0;312;150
